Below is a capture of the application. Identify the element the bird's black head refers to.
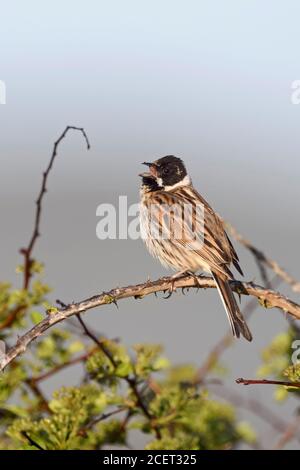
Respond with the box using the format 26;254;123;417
140;155;189;191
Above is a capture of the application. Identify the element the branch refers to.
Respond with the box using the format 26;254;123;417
210;384;296;438
226;223;300;293
22;431;45;451
76;314;117;367
76;314;161;439
0;126;90;333
0;305;26;331
80;407;127;435
20;125;90;290
194;276;281;383
236;378;300;388
1;275;300;372
25;379;50;412
195;296;259;384
30;348;97;384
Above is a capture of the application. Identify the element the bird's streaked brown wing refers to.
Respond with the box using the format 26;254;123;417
144;187;236;277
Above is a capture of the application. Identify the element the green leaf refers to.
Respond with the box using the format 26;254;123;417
30;311;44;325
236;422;256;444
36;337;56;360
68;341;84;355
274;387;288;402
115;361;132;378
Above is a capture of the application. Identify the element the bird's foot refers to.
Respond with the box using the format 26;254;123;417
163;270;191;298
162;278;177;299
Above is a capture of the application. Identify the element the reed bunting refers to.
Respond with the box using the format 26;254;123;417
139;155;252;341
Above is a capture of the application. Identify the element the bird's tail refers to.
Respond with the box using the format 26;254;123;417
212;272;253;342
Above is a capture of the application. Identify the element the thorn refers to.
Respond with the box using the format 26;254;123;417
103;292;118;307
134;293;146;300
163;290;173;299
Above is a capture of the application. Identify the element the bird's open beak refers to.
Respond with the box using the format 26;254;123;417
139;162;157;178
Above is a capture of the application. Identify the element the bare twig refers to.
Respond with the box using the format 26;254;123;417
210;384;296;438
76;314;117;367
236;378;300;388
24;379;50;412
1;275;300;372
0;126;90;333
120;410;134;433
194;333;233;385
80;407;127;434
0;305;26;331
22;431;45;451
20;126;90;290
226;223;300;293
30;348;97;384
75;314;161;439
254;257;272;289
194;276;281;384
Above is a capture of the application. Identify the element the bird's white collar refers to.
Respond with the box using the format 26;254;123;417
160;174;192;191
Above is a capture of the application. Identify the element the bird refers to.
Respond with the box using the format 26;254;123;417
139;155;252;341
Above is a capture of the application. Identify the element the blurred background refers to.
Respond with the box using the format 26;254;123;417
1;0;300;449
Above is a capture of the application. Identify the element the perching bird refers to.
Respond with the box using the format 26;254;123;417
139;155;252;341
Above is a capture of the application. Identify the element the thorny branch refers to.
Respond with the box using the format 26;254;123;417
226;223;300;293
2;125;300;448
1;275;300;373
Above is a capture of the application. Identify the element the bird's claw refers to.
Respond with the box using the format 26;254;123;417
181;287;190;295
163;278;177;299
163;290;173;299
